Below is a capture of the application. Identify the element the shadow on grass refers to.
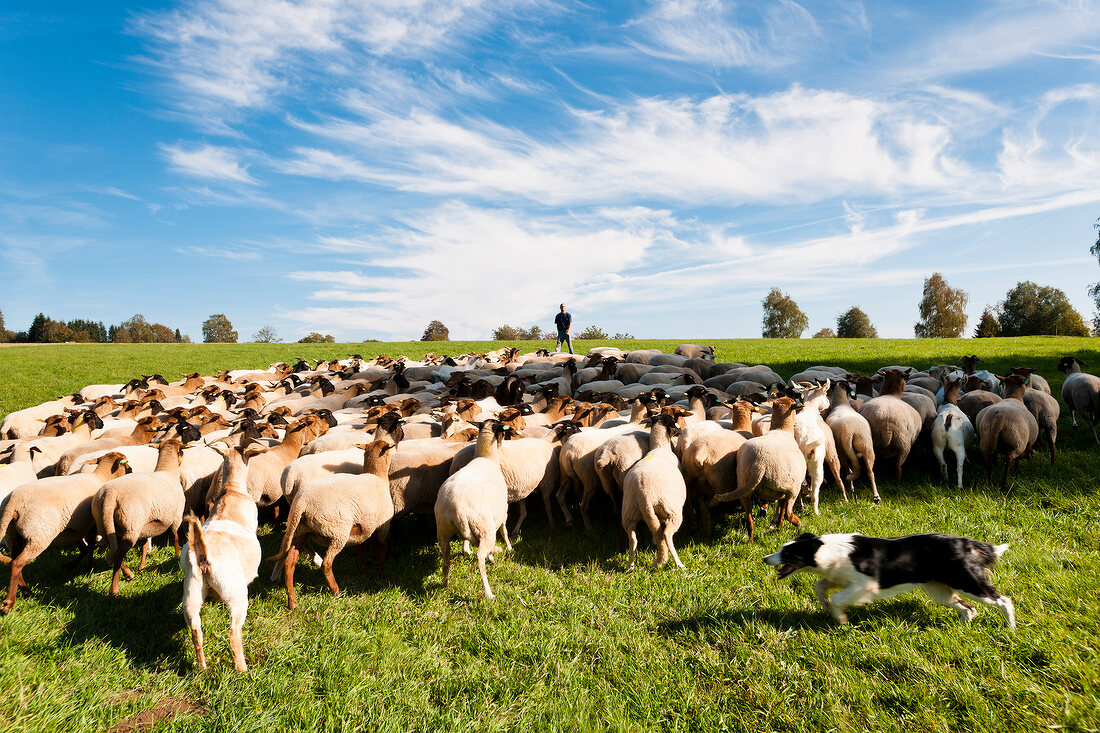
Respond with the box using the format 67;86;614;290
39;575;190;674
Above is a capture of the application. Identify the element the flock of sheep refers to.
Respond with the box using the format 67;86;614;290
2;344;1099;672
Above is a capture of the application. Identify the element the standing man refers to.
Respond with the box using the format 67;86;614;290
554;303;573;354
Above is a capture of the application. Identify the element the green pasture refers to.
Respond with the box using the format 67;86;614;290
1;338;1099;732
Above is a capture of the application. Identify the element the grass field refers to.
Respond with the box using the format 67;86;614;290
2;338;1099;732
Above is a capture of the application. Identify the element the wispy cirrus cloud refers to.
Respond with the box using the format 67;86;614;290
160;143;257;184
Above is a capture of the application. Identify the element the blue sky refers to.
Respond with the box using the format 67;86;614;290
1;0;1098;341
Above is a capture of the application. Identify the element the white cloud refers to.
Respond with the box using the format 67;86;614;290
283;202;656;339
134;0;520;124
161;143;257;184
285;86;970;206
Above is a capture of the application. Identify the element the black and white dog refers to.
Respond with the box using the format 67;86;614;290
763;533;1015;628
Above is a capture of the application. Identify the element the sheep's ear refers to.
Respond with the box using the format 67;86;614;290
243;442;269;459
354;443;371;451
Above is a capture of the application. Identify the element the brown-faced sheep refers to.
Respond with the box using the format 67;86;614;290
621;412;686;570
975;374;1039;490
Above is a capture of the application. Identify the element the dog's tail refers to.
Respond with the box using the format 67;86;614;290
993;542;1010;561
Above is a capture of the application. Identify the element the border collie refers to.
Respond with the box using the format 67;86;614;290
763;533;1015;628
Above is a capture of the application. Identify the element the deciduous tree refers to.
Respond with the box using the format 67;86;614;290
914;273;968;338
577;325;608;339
298;332;335;343
202;314;239;343
996;281;1089;337
761;288;808;338
421;320;450;341
253;325;281;343
836;307;877;338
813;327;836;338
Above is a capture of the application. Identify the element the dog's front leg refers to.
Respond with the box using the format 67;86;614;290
814;578;835;610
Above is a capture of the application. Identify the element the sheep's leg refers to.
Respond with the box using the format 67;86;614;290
510;500;528;536
662;520;684;569
283;539;303;611
437;532;452;589
1001;451;1016;491
933;443;948;483
462;540;471;556
741;497;755;543
321;540;346;596
624;521;638;570
807;449;824;515
169;526;180;554
778;496;801;529
137;538;149;572
539;487;556;528
984;448;995;487
696;489;713;540
894;446;910;484
864;455;880;503
498;522;513;553
578;483;597;532
555;479;576;528
370;524;390;576
1;539;42;615
475;536;495;599
182;574;207;671
954;448;966;490
110;539;135;596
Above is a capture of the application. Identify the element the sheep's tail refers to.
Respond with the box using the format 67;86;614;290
945;414;954;430
100;490;120;556
0;502;16;564
266;499;303;565
185;515;210;574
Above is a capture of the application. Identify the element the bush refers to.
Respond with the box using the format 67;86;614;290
577;325;608;339
973;308;1000;338
813;328;836;338
612;332;635;340
298;332;335;343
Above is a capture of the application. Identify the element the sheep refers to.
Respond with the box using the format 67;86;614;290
858;370;922;483
790;381;833;515
270;441;397;610
180;443;262;673
92;439;187;596
621;412;686;570
674;344;716;361
450;422;577;534
0;452;131;615
1009;367;1051;395
1;393;85;440
55;415;166;475
957;384;1002;425
1022;387;1060;465
824;381;878;503
1058;357;1100;445
680;398;756;537
930;378;975;489
435;420;515;599
975;374;1039;490
711;397;807;542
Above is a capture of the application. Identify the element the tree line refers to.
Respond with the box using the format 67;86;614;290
0;312;191;344
764;274;1092;339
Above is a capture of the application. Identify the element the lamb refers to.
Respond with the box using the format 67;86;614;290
824;381;878;503
857;370;922;483
0;452;131;614
711;397;807;542
92;439;187;596
435;420;515;599
180;442;262;673
621;412;686;570
975;374;1039;490
930;377;975;489
1058;357;1100;445
270;440;397;610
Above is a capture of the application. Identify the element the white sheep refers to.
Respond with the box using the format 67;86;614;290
270;440;396;610
0;452;130;615
435;420;515;599
92;439;187;596
621;413;686;570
